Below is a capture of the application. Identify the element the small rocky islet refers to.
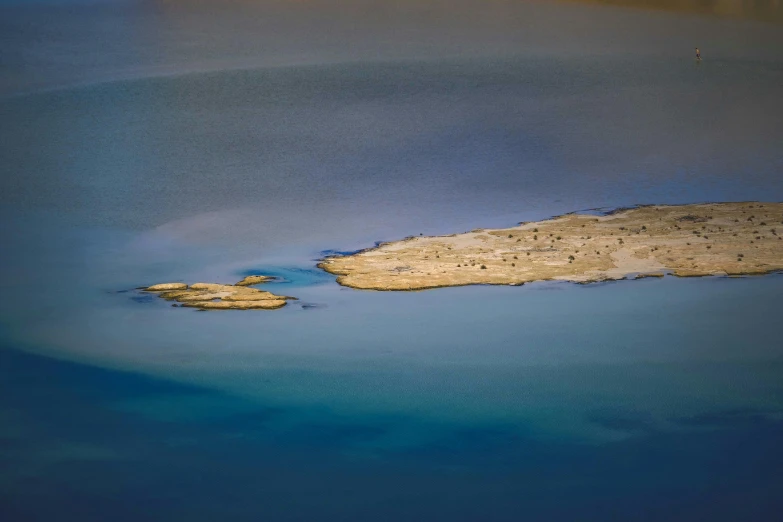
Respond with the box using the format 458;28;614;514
144;279;293;310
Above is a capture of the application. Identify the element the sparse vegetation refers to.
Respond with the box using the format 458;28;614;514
323;202;783;290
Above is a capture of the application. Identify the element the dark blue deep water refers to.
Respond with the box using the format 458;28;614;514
2;1;783;520
2;336;783;521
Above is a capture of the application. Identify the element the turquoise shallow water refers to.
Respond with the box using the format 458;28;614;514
2;7;783;518
3;276;783;521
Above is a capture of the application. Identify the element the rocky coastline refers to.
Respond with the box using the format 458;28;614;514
318;202;783;291
143;278;293;310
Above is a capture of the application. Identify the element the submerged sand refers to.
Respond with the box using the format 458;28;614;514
319;202;783;291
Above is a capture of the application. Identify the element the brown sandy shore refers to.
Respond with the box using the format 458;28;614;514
319;202;783;291
143;281;293;310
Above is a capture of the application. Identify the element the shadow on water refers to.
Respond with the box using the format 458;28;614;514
2;345;783;521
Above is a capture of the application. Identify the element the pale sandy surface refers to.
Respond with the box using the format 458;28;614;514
144;282;290;310
319;202;783;291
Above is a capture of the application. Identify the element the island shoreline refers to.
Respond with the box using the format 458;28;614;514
318;201;783;292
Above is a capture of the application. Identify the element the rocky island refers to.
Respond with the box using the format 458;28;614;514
319;202;783;291
144;279;293;310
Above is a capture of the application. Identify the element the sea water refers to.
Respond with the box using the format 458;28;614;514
1;3;783;521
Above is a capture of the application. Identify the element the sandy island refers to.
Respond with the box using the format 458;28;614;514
318;202;783;291
144;279;293;310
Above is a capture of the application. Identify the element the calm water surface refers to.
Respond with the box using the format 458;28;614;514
1;2;783;520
